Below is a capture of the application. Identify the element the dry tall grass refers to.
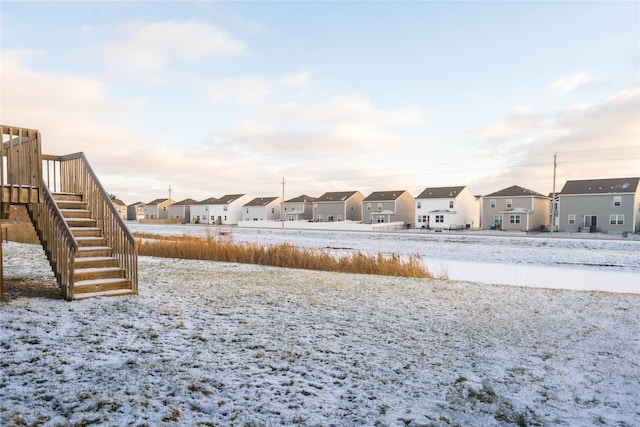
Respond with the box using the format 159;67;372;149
135;232;433;278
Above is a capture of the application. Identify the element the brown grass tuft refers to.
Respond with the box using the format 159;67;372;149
135;232;433;278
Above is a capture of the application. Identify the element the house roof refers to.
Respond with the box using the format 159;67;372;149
363;190;408;201
559;177;640;195
285;195;317;203
244;197;279;207
127;201;145;207
173;198;198;206
196;197;219;205
416;186;466;199
484;185;546;198
111;198;126;206
216;194;246;204
146;198;173;205
316;191;361;202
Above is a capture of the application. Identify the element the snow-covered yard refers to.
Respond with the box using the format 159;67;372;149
1;226;639;426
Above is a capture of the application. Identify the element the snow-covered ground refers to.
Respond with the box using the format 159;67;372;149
128;222;640;294
1;226;639;425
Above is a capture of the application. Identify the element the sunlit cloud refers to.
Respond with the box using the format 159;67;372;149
103;19;247;70
205;77;270;105
548;72;603;96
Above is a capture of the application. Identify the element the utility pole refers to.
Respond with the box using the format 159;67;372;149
168;184;172;200
281;176;285;229
550;153;557;236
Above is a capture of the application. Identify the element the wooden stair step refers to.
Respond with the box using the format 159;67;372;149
73;278;134;295
77;246;112;257
52;193;83;201
76;236;107;247
74;266;125;281
75;256;118;269
60;209;92;218
66;218;97;227
55;200;87;210
70;227;102;237
72;288;137;300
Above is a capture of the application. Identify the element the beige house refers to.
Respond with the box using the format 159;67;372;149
242;197;282;221
283;195;317;221
482;185;550;231
144;198;175;220
111;198;127;220
313;191;364;222
362;190;415;226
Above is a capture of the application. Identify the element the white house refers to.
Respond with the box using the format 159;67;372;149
242;197;282;221
209;194;253;225
415;186;480;230
190;197;219;224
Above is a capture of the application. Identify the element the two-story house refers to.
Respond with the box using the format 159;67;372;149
242;197;282;221
190;197;219;224
313;191;364;222
169;198;197;223
415;186;480;230
111;198;127;220
557;177;640;233
127;201;145;221
283;195;317;221
482;185;549;231
209;194;253;225
362;190;415;225
144;198;175;220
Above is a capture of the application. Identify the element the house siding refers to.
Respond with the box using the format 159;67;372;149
314;192;364;222
482;196;550;231
558;193;637;233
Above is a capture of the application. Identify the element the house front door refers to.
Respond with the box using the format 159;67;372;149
584;215;597;232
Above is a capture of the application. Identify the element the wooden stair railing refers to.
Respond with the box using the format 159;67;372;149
2;125;137;300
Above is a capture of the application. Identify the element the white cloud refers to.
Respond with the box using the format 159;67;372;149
280;69;312;88
103;19;247;69
205;77;270;105
548;72;601;96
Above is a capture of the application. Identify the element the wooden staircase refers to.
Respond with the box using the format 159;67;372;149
2;125;138;300
54;193;136;300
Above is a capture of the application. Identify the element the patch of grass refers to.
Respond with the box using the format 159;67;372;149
134;232;435;278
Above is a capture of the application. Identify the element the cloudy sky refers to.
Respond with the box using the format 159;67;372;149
1;1;638;204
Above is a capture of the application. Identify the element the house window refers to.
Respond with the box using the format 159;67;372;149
568;214;576;225
494;215;501;224
506;199;513;209
609;214;624;225
490;199;496;208
435;215;444;223
337;215;342;221
316;215;323;222
613;196;621;207
509;215;521;224
328;215;335;222
377;203;382;211
367;203;372;211
449;200;454;209
417;201;421;209
210;216;214;221
271;207;275;214
246;209;249;213
223;206;228;211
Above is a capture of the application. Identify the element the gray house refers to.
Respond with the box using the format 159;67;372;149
313;191;364;222
557;177;640;233
169;198;197;223
283;195;317;221
362;190;415;225
127;201;145;221
482;185;550;231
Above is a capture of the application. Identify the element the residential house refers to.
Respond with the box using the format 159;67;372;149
169;198;198;223
313;191;364;222
415;186;480;230
207;194;253;225
482;185;550;231
190;197;219;224
242;197;282;221
144;198;175;220
111;198;127;220
557;177;640;233
283;195;317;221
127;201;145;221
362;190;415;225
